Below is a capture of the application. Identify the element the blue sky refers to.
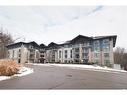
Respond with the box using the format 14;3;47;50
0;6;127;49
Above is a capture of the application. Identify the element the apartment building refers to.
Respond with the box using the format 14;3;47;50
6;41;40;64
39;43;46;63
6;35;117;66
55;35;117;66
46;42;59;63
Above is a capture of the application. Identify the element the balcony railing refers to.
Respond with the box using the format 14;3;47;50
29;50;35;54
82;56;89;59
29;56;35;59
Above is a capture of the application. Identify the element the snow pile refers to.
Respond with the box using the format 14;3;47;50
0;76;10;81
0;67;33;81
14;67;33;77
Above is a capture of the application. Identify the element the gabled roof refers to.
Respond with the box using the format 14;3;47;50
70;35;92;44
6;41;39;49
47;42;59;48
71;35;92;40
28;41;39;47
6;42;25;48
6;34;117;49
58;40;71;46
40;43;46;47
57;35;117;47
57;35;92;45
40;43;46;48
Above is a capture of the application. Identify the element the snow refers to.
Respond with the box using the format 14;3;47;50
28;63;127;74
0;67;33;81
14;67;33;77
0;63;126;82
50;64;127;73
0;76;10;81
27;63;51;66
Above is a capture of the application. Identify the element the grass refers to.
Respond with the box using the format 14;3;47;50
0;59;21;76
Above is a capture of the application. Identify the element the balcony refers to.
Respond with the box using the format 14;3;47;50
82;50;89;53
82;56;89;59
82;53;89;59
29;50;35;54
29;56;35;59
82;44;90;47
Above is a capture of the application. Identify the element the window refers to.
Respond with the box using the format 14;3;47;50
40;51;45;53
94;46;100;52
18;59;20;63
70;50;72;58
94;53;99;58
52;55;55;58
40;55;44;57
82;53;88;59
19;49;21;52
12;50;14;58
104;60;110;64
94;40;100;52
68;44;72;48
64;60;67;63
36;51;39;58
29;45;33;49
103;39;109;44
64;45;68;48
94;40;100;46
75;54;79;58
103;39;109;52
83;48;88;53
104;53;109;58
94;59;99;64
8;51;10;57
59;51;61;58
75;48;79;52
74;44;79;47
65;50;67;53
65;50;67;58
103;45;109;52
65;55;67;58
27;52;28;60
83;42;88;46
75;59;79;63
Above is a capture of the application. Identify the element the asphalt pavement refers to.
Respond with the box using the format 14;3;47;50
0;64;127;89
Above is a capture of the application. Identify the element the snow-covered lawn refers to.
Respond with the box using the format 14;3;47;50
0;67;33;81
28;63;127;73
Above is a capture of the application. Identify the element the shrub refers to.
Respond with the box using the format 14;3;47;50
0;59;21;76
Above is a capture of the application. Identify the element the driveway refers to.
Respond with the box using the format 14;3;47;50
0;64;127;89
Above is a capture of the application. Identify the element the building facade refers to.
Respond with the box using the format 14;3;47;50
6;41;40;64
6;35;117;66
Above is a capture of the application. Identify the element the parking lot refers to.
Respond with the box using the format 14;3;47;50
0;64;127;89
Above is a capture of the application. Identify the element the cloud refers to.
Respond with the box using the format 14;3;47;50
91;6;103;13
0;6;126;49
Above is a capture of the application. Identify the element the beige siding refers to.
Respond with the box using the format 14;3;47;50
109;38;114;64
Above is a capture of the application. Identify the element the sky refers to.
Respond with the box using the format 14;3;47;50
0;6;127;49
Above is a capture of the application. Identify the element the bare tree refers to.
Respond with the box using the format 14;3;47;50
114;47;127;70
0;27;14;59
114;47;125;64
